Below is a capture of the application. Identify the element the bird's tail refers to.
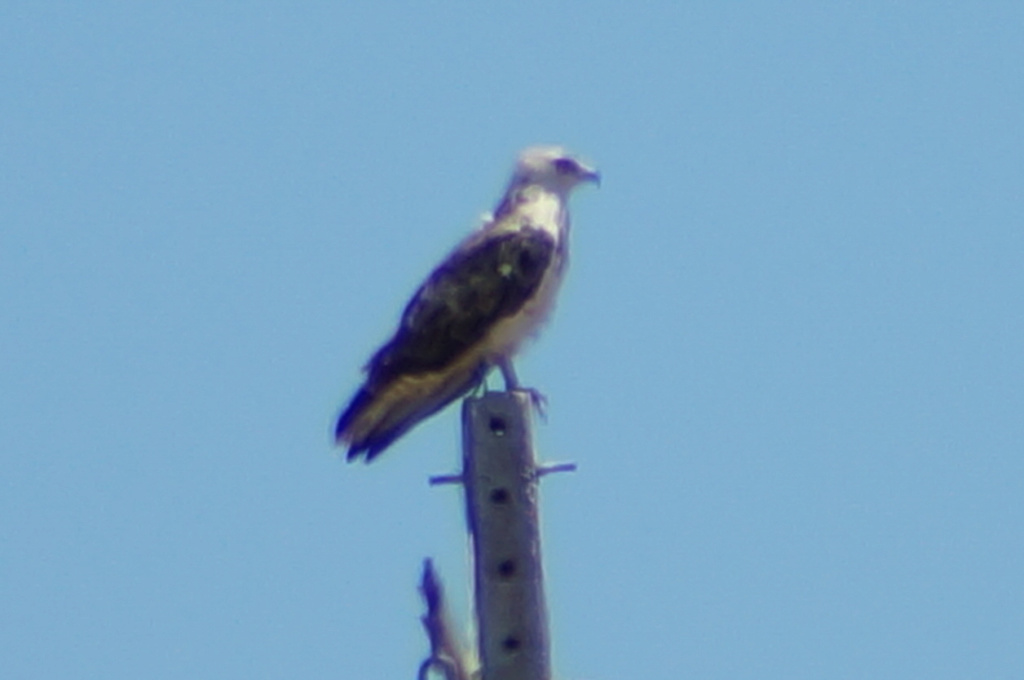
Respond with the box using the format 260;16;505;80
335;387;408;462
334;388;375;449
335;362;488;463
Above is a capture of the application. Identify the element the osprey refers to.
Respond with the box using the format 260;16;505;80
335;146;599;462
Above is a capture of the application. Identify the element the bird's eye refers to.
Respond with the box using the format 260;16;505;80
553;158;579;175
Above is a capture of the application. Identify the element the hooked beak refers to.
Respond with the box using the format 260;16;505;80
580;164;601;187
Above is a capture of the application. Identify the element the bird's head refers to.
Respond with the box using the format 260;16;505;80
512;146;600;195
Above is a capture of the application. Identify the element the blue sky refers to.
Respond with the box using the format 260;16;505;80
3;3;1023;678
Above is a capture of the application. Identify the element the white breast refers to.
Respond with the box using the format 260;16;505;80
480;190;568;360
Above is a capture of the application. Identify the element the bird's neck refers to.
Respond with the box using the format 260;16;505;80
494;183;568;233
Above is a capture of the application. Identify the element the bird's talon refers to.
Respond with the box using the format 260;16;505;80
523;387;548;421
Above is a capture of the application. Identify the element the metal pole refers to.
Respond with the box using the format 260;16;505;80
462;391;550;680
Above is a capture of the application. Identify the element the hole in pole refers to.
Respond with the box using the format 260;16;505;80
502;635;522;651
489;416;507;436
489;488;510;504
497;559;517;579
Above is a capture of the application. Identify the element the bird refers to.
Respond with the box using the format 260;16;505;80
335;146;599;462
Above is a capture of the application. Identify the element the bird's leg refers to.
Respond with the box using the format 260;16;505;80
469;370;489;398
496;357;548;420
497;356;521;390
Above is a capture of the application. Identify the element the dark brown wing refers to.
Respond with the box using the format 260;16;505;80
334;227;557;460
365;227;556;387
